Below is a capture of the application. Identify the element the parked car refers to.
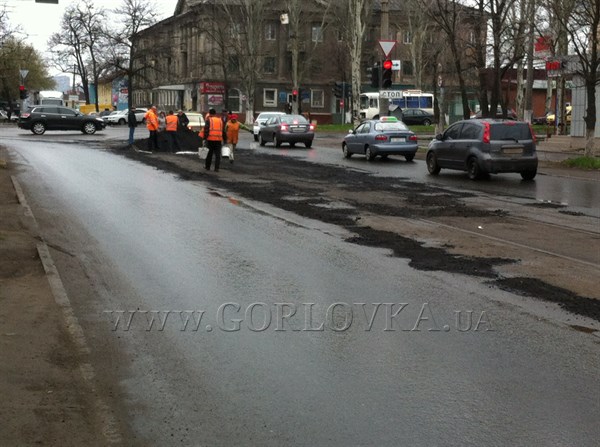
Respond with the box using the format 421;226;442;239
401;108;434;126
546;105;572;125
470;107;518;120
18;105;106;135
342;116;418;162
258;114;314;148
185;112;205;133
426;119;538;180
253;111;286;142
105;109;129;125
0;110;8;121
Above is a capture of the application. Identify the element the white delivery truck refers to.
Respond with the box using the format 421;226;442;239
36;90;66;106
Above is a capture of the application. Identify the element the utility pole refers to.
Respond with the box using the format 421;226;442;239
380;0;390;117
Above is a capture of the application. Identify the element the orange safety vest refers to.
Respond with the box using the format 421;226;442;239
206;116;224;141
165;115;178;132
145;110;158;131
226;121;241;144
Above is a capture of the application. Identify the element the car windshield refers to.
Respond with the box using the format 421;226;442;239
258;113;282;121
490;123;532;140
374;122;409;131
281;115;308;124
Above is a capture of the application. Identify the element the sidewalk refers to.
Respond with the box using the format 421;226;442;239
0;147;99;445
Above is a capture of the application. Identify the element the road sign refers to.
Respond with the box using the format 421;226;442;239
379;90;403;99
378;40;397;58
19;69;29;79
391;60;401;71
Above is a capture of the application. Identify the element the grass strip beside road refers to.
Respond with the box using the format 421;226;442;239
562;157;600;170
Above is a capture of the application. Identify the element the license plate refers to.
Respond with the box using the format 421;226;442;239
390;137;406;143
291;127;305;133
503;147;522;155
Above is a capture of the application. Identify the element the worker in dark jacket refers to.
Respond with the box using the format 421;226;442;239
127;107;138;146
177;110;189;130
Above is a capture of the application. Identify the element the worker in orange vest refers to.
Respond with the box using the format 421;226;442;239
202;108;226;172
225;113;250;163
144;105;159;151
165;110;180;153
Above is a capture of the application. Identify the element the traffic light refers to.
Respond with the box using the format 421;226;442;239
332;82;352;98
382;59;393;88
19;85;27;100
292;89;298;102
369;62;380;88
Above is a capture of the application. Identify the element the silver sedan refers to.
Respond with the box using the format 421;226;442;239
342;117;418;161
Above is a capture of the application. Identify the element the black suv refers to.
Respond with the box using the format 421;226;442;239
18;105;106;135
426;119;538;180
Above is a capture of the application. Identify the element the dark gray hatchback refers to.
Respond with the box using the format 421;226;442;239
426;119;538;180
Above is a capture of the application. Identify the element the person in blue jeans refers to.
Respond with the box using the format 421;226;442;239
127;107;138;146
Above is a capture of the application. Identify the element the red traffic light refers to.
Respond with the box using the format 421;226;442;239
19;85;25;91
383;59;393;70
292;89;298;96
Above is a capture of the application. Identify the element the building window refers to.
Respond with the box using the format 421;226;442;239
263;88;277;107
263;56;276;74
228;56;240;73
265;22;277;40
228;88;241;113
311;24;323;42
311;89;324;108
402;60;413;76
403;31;412;44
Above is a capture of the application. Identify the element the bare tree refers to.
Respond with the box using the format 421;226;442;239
48;0;107;110
105;0;160;109
426;0;473;119
284;0;333;115
335;0;373;125
555;0;600;156
215;0;270;124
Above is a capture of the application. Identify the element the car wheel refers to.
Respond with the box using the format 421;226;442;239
118;118;126;125
365;146;375;161
422;119;431;126
82;122;97;135
520;169;537;180
259;133;266;146
342;144;352;158
426;152;441;175
467;157;482;180
253;134;259;142
274;135;282;148
31;122;46;135
305;140;313;149
405;154;415;162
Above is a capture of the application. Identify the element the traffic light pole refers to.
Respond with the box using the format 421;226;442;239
379;0;390;117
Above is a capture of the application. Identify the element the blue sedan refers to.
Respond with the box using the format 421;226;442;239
342;117;418;161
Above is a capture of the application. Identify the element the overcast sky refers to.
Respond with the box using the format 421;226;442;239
2;0;174;63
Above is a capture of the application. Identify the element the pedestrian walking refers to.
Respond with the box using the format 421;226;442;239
165;110;180;153
158;110;167;132
202;108;225;172
177;110;189;130
224;114;250;163
145;105;159;151
127;107;138;146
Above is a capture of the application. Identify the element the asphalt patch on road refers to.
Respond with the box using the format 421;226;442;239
493;277;600;322
108;142;598;322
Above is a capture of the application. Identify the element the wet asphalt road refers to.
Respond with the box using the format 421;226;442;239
3;126;600;445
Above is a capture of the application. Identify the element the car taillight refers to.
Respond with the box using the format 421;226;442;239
409;135;418;142
309;124;315;131
528;123;537;143
280;124;289;132
482;122;491;143
375;134;388;141
20;113;30;119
